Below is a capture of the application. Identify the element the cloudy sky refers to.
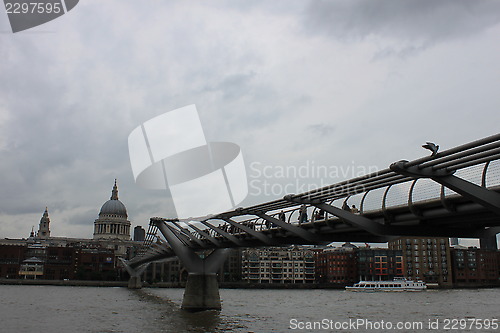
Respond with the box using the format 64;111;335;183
1;1;499;245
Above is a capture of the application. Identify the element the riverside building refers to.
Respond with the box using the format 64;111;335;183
241;246;315;284
357;247;404;281
388;237;453;287
315;243;358;285
450;246;500;287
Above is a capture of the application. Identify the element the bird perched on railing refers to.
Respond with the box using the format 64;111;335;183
422;142;439;156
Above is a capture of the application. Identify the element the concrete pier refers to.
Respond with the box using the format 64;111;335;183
120;258;148;290
127;276;142;289
154;220;231;311
182;273;221;311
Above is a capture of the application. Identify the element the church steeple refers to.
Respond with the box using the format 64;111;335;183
111;179;119;200
38;207;50;238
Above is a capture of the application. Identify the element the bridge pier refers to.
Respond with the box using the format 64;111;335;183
178;248;230;311
182;273;222;311
177;248;230;311
120;259;149;290
128;275;143;289
153;219;230;311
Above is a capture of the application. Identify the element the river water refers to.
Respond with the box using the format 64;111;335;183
1;285;499;332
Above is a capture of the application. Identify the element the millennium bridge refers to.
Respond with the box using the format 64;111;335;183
122;133;500;311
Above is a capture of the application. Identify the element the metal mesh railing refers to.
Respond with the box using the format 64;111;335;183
411;178;441;203
384;181;412;208
485;160;500;188
360;187;386;212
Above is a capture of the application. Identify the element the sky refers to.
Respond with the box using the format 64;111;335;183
0;0;499;246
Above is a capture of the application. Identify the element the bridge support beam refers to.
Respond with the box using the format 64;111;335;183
153;219;230;311
254;212;322;243
120;259;149;289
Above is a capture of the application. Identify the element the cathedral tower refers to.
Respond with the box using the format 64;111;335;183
93;180;131;240
37;207;51;238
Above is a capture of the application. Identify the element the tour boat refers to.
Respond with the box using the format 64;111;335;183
345;277;427;292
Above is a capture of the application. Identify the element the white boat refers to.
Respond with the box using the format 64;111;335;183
345;277;427;292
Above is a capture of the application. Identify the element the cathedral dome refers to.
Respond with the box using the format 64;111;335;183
98;180;128;218
100;199;127;217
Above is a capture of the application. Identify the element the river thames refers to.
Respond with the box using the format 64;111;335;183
1;285;499;332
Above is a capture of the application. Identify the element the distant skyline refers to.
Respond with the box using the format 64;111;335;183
1;1;499;247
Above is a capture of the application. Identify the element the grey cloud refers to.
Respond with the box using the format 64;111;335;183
220;72;257;100
201;72;257;100
63;208;97;226
307;123;335;137
0;37;140;182
302;0;500;43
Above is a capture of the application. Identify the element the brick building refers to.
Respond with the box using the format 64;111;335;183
451;247;500;287
0;245;24;279
389;237;452;287
357;247;404;281
315;243;358;285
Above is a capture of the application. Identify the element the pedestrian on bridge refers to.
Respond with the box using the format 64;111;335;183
314;209;325;221
299;205;308;225
278;210;286;222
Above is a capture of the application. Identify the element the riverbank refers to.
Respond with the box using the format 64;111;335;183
0;278;127;287
0;279;345;289
1;278;497;289
149;281;346;289
0;278;346;289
